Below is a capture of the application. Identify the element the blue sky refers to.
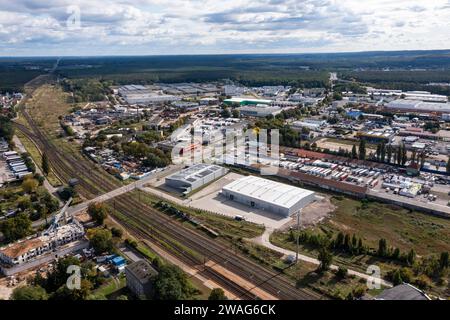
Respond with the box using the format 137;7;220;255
0;0;450;56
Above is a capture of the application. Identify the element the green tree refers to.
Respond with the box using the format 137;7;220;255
357;238;364;254
42;153;50;176
439;252;449;270
88;228;113;254
0;213;32;243
392;269;403;286
380;143;386;163
351;234;357;251
358;139;366;161
221;107;231;118
318;248;333;272
51;279;93;300
376;144;381;161
87;202;109;225
351;145;357;159
335;232;345;249
336;266;348;279
22;177;39;194
378;238;388;257
386;144;392;164
344;234;351;251
208;288;228;300
11;286;48;300
406;249;416;266
401;143;407;165
154;265;195;300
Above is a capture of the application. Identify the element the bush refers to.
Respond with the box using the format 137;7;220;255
111;227;123;238
336;266;348;279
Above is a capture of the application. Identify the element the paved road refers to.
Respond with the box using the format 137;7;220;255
66;164;183;216
251;229;393;288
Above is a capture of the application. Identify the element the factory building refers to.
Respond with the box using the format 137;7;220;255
386;100;450;114
118;85;180;105
357;130;395;144
238;105;282;117
224;97;272;106
292;119;327;131
221;176;316;217
165;164;228;194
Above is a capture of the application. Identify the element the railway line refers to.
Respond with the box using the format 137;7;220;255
13;104;323;300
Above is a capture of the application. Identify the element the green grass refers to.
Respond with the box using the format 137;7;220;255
327;197;450;255
93;275;126;298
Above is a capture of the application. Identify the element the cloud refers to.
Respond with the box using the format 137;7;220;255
0;0;449;55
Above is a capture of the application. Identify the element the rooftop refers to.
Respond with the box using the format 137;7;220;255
222;175;315;209
166;164;225;184
126;260;158;283
0;237;44;259
376;284;430;300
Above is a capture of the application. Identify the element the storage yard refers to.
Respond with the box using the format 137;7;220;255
0;142;32;185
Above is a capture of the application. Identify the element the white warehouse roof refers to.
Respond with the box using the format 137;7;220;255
222;176;315;210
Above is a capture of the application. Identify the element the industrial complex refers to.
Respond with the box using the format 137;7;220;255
165;164;228;194
221;175;316;217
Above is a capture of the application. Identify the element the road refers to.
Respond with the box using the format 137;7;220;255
139;182;393;288
30;165;183;228
251;229;393;288
67;164;182;215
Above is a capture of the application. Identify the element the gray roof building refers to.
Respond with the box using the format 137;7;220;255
376;284;431;300
125;260;158;299
165;164;228;194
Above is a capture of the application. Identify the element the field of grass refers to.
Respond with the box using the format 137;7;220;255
270;196;450;297
26;84;73;133
93;274;126;298
327;197;450;255
234;239;372;299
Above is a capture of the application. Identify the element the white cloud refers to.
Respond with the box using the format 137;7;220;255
0;0;449;55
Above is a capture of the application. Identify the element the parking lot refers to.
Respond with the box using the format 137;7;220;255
0;159;13;185
187;172;322;229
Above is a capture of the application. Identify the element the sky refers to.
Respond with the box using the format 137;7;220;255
1;0;450;56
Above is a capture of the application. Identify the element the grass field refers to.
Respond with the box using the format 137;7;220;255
270;196;450;297
234;238;372;299
26;84;73;134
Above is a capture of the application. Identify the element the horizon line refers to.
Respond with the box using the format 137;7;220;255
1;48;450;59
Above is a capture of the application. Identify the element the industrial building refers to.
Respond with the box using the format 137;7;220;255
386;100;450;114
165;164;228;194
238;105;282;117
357;130;395;143
224;97;272;106
221;176;316;217
118;85;180;105
292;119;327;131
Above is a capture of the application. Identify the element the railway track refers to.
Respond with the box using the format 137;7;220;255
14;105;323;300
111;192;321;300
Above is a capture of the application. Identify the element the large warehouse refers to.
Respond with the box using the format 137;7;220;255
165;164;228;194
222;176;316;217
